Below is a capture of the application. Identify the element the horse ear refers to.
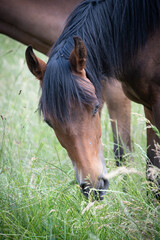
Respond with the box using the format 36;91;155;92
69;36;87;74
25;46;46;86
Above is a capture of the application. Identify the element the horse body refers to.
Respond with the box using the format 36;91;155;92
26;0;160;199
122;28;160;110
0;0;81;54
0;1;131;166
122;27;160;172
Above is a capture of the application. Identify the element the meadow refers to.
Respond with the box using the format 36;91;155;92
0;35;160;240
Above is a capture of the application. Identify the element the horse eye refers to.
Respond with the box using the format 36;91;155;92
92;103;100;116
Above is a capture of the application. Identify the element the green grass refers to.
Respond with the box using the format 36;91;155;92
0;35;160;240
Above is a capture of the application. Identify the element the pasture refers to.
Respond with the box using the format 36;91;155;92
0;35;160;239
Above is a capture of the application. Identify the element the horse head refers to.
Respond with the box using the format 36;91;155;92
25;37;109;200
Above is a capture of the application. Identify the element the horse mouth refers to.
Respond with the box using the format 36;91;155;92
80;178;109;200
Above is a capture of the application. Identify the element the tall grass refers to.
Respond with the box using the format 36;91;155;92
0;35;160;240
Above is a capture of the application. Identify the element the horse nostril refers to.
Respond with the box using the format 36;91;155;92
101;178;109;190
80;183;90;198
97;178;109;190
80;183;90;191
100;178;105;188
80;183;85;189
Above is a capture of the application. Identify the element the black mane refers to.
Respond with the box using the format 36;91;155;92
40;0;160;123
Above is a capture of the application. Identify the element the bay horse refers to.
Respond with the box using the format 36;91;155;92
0;0;81;54
0;0;131;166
24;0;153;200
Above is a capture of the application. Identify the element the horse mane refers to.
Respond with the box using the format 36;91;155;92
40;0;160;123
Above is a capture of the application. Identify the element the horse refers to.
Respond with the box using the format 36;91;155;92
24;0;155;200
0;1;131;166
0;0;81;54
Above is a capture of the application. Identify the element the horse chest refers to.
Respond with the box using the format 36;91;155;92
121;81;150;109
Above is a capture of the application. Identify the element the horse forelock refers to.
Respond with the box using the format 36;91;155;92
39;54;98;123
40;0;160;123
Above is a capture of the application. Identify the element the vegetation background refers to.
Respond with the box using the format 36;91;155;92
0;35;160;240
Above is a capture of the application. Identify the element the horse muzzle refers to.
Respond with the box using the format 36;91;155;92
80;177;109;200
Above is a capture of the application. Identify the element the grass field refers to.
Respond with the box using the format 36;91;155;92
0;35;160;240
